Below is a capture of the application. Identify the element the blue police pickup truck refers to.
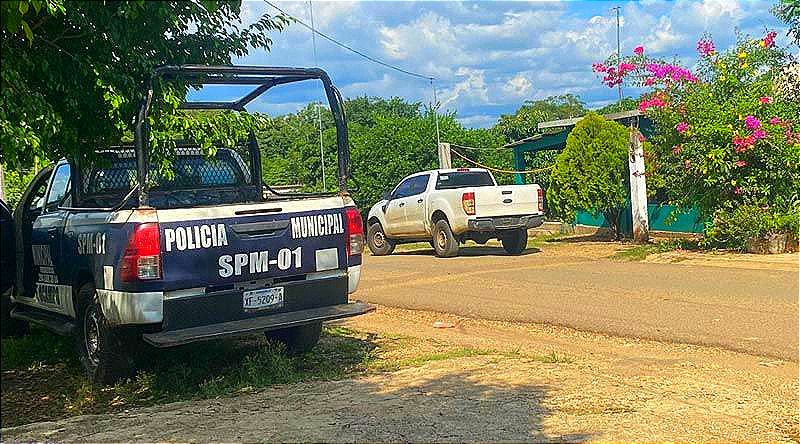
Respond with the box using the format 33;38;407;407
0;66;373;384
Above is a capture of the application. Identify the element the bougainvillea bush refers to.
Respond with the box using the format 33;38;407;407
593;32;800;250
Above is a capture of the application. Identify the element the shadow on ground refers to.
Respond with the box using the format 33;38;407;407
3;361;595;442
393;246;542;257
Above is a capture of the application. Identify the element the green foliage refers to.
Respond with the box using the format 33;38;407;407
255;97;506;209
548;113;630;237
640;35;799;243
1;1;288;169
1;164;39;208
496;94;586;141
703;204;799;250
593;97;641;115
773;0;800;45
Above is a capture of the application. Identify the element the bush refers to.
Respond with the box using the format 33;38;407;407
593;30;800;249
704;205;799;251
548;113;630;238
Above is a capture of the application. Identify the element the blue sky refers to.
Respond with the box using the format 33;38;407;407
192;0;792;129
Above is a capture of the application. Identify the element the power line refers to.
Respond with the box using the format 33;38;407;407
264;1;435;81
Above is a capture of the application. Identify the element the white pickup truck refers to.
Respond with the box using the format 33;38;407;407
366;168;544;257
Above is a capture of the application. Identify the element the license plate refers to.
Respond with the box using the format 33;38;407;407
243;287;284;310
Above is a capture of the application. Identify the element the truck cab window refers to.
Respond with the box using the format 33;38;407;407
392;177;416;199
45;164;71;210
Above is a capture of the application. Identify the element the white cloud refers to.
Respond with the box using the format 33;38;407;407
220;0;784;128
502;74;533;98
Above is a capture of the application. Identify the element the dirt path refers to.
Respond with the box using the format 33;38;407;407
4;306;797;442
358;241;798;360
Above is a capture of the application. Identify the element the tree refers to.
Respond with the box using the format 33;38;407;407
773;0;800;45
1;1;288;170
496;94;587;142
547;113;630;238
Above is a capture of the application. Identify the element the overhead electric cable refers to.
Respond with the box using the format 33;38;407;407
265;1;434;81
449;146;554;175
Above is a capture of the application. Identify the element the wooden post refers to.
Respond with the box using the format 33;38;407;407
438;142;452;169
628;125;649;243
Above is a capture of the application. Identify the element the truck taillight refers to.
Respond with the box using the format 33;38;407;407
462;192;476;215
345;207;364;256
120;223;161;282
537;188;544;212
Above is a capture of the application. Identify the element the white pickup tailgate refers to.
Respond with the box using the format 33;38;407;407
473;184;540;217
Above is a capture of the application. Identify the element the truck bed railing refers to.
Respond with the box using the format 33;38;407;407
133;65;350;207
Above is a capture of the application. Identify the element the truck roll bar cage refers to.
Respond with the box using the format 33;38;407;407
133;65;350;207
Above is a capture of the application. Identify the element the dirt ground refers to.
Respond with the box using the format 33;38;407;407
3;305;797;442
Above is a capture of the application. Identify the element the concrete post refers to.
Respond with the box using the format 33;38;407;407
438;142;452;169
628;126;649;243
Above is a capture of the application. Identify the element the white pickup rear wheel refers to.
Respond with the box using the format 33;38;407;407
432;219;459;258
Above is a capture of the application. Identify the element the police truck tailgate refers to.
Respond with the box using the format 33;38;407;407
156;196;355;291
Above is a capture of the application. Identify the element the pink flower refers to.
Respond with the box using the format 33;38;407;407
744;115;761;130
769;117;782;125
634;46;644;56
733;134;755;152
735;160;747;168
733;186;742;195
672;145;682;155
592;62;608;73
759;96;773;105
675;122;689;134
638;97;667;112
752;129;767;140
697;38;716;57
763;31;777;48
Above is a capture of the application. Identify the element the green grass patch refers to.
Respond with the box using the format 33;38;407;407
611;238;699;262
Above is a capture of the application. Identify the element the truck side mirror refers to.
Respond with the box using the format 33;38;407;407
382;191;391;201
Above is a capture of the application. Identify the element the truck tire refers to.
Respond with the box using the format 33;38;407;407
75;283;136;385
432;219;459;258
1;290;28;337
266;322;322;355
500;228;528;255
367;222;395;256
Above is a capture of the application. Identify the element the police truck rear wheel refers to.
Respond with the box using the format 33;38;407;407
266;322;322;355
75;283;136;385
367;222;395;256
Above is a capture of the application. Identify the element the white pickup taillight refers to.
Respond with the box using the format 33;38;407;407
537;188;544;212
462;192;476;215
345;207;364;257
120;223;162;282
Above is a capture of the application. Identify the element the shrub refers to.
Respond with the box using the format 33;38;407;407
548;113;630;238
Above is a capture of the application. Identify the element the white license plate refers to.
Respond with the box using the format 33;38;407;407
243;287;284;310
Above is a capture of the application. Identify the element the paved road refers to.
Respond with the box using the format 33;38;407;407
357;245;798;361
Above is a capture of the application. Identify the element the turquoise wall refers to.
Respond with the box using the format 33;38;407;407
575;204;704;234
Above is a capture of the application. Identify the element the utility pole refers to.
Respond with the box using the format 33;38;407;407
308;1;326;190
612;6;623;103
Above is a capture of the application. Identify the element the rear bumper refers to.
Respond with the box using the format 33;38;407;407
467;214;544;232
142;302;374;347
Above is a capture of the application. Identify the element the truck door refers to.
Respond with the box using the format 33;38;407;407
402;174;430;236
384;176;415;236
28;162;73;316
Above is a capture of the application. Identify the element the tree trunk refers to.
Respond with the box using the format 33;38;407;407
603;208;624;240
